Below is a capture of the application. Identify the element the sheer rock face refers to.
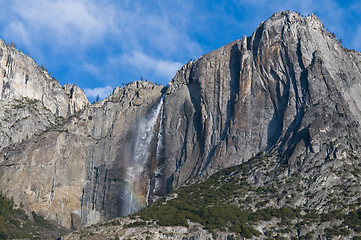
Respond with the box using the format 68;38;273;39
0;40;89;150
0;81;164;229
1;11;361;229
161;11;361;188
63;84;90;114
0;40;89;116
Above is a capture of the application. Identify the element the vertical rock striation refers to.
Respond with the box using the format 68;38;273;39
0;40;88;116
1;11;361;229
0;81;165;229
0;40;89;150
162;11;361;189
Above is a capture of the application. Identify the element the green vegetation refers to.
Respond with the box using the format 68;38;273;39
138;162;302;238
329;30;358;53
9;42;17;48
344;208;361;232
39;64;59;82
124;221;148;228
325;226;350;238
10;97;39;110
135;156;361;239
24;97;39;105
0;192;67;239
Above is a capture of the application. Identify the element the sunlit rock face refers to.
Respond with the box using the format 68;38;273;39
63;84;90;114
161;11;361;189
1;11;361;229
0;81;166;229
0;40;89;151
0;40;89;116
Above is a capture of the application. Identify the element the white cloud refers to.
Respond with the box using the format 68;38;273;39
121;52;182;80
0;0;202;87
2;21;30;46
1;0;202;57
83;63;101;77
3;0;115;50
110;1;203;59
83;85;113;99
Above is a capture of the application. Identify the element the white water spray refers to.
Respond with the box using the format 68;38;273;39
153;103;165;195
133;96;164;166
124;95;164;215
156;104;165;161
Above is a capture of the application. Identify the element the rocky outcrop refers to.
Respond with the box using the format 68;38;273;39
161;11;361;189
0;97;61;150
0;40;88;116
0;81;165;229
63;84;89;114
1;11;361;232
0;40;89;150
62;217;237;240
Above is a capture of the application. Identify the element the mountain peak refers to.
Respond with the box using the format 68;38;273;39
170;11;327;89
0;39;89;152
253;10;325;45
1;11;361;239
269;11;322;27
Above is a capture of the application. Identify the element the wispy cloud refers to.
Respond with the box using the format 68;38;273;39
83;63;101;77
0;0;202;87
0;0;359;91
1;0;202;57
120;52;182;80
83;85;113;100
3;0;115;51
2;21;30;46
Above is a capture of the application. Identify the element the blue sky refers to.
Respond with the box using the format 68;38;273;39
0;0;360;101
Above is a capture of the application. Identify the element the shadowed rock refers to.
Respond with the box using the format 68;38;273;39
1;11;361;229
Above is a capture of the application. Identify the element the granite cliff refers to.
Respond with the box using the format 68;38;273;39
0;39;89;150
162;11;361;188
0;80;165;229
1;11;361;238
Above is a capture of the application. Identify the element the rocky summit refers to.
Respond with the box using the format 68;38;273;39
0;11;361;239
0;39;89;151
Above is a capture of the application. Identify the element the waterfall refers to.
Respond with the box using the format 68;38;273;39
153;103;165;195
124;95;164;215
133;95;164;166
156;104;165;161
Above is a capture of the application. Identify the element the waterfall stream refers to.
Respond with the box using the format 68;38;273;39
153;103;165;195
156;103;165;161
124;95;164;215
